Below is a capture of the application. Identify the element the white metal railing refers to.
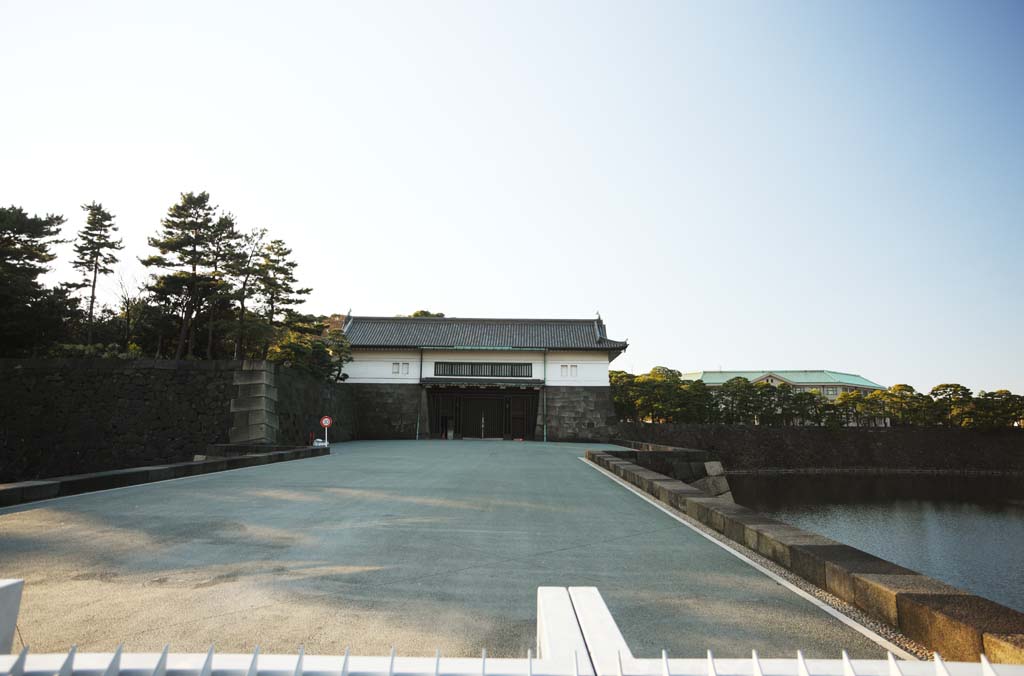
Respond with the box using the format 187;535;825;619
1;581;1022;676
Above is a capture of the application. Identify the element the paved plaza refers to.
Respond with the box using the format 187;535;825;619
0;441;887;658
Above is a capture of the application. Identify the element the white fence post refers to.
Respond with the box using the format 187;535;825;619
0;579;24;654
567;587;633;676
536;587;595;676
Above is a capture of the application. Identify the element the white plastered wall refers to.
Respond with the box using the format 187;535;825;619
342;350;421;383
345;349;612;386
545;351;611;386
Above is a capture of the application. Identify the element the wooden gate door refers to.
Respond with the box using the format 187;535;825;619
462;397;504;438
481;398;503;438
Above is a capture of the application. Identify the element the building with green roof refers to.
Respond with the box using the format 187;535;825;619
678;370;885;400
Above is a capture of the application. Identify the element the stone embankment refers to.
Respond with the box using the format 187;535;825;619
0;359;354;483
0;446;329;508
609;439;733;500
585;449;1024;664
619;423;1024;474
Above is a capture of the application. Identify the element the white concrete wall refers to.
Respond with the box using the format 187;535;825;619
344;349;611;386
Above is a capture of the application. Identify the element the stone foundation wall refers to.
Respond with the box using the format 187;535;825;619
229;361;356;446
348;383;427;439
276;368;355;445
541;386;617;442
605;444;733;500
620;423;1024;472
0;359;238;482
587;449;1024;663
0;359;357;483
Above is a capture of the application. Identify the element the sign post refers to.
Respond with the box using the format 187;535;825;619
319;415;333;446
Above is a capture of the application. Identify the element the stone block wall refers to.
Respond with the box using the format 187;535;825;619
276;367;354;445
587;449;1024;663
0;359;238;482
541;386;617;442
228;361;357;446
605;445;734;500
229;361;280;444
0;359;358;483
348;383;427;439
619;423;1024;472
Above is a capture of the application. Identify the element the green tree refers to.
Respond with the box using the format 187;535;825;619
410;310;445;317
750;381;780;425
634;367;683;422
257;239;311;356
971;390;1020;429
72;202;123;344
0;206;77;355
716;377;756;424
909;391;937;426
200;213;241;358
930;383;973;427
789;389;827;426
142;191;217;359
833;390;863;426
864;389;888;426
684;379;717;423
883;384;918;426
228;227;267;359
609;370;639;421
773;383;795;426
267;316;353;381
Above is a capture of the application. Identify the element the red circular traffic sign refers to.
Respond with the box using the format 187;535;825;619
320;415;333;428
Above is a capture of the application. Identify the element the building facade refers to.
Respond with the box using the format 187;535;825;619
678;370;885;399
342;316;627;441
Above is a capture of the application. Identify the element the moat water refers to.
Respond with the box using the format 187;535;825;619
729;474;1024;613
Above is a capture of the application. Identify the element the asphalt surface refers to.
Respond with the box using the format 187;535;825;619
0;441;886;658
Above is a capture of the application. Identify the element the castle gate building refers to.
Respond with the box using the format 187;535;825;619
341;316;628;441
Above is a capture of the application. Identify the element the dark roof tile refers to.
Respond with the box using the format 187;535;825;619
344;316;628;354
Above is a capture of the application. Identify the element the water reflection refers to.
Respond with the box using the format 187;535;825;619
730;474;1024;613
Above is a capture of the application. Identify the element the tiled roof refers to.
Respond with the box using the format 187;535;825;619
679;370;885;389
344;316;628;354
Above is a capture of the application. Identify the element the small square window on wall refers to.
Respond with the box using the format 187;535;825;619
570;365;578;377
560;365;568;377
401;362;409;375
392;362;400;374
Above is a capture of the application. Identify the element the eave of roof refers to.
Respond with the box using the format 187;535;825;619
343;315;628;355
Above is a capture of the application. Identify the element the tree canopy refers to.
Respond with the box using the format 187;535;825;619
0;194;349;381
611;369;1024;430
0;206;77;355
73;202;123;343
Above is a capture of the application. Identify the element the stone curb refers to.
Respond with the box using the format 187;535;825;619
0;447;329;507
584;449;1024;663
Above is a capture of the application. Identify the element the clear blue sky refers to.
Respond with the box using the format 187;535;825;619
2;1;1022;393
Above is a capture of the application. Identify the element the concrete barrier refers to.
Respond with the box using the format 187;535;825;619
0;446;330;507
584;449;1024;663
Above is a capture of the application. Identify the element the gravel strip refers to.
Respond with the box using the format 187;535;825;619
584;457;933;660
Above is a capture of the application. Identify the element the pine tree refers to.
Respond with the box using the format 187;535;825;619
227;227;266;359
0;206;70;355
257;239;310;357
201;213;241;358
141;191;216;359
73;202;123;344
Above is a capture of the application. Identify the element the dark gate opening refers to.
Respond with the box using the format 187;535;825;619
427;388;539;440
